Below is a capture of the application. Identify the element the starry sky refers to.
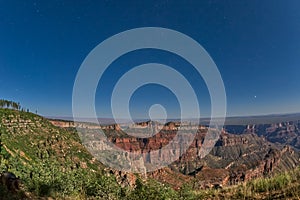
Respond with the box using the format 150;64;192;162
1;0;300;119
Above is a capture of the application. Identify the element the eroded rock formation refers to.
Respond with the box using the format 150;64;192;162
52;120;300;189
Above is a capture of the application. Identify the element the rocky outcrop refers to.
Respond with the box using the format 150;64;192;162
0;172;20;192
49;119;74;128
106;168;137;187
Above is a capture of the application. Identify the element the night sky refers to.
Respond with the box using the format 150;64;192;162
1;0;300;118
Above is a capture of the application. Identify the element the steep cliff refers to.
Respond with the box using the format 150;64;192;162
224;121;300;149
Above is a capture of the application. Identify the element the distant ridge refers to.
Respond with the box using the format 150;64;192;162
46;112;300;126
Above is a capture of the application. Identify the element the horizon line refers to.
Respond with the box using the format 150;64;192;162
45;111;300;121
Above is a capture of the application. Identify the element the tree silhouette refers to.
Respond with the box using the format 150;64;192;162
0;99;22;110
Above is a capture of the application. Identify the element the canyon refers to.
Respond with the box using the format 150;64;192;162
49;118;300;189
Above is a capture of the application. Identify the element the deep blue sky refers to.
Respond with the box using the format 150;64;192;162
1;0;300;118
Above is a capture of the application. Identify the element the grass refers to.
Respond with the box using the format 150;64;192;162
188;168;300;199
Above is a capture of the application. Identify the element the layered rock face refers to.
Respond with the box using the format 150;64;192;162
224;120;300;149
52;120;300;189
160;132;299;188
203;134;298;185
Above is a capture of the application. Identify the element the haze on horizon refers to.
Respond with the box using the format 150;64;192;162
1;1;300;119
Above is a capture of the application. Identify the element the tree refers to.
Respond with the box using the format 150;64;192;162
0;99;22;110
